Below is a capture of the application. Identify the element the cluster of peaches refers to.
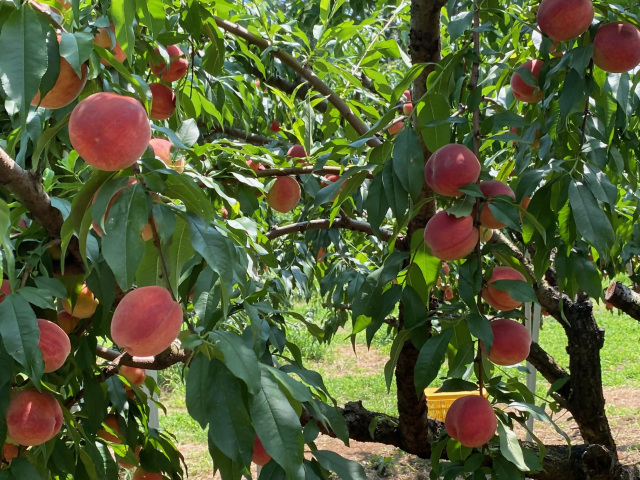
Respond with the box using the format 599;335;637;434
0;278;182;478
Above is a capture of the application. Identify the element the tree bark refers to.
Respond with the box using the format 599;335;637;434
605;281;640;321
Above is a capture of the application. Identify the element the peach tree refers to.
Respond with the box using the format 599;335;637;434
0;0;639;479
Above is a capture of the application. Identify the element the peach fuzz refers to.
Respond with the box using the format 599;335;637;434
286;144;309;165
252;435;271;466
119;365;146;387
6;389;63;446
133;468;162;480
31;38;88;109
110;286;183;357
150;45;188;82
0;279;10;302
480;318;532;366
69;92;151;171
266;176;301;213
57;311;79;334
444;395;496;448
424;211;479;261
38;319;71;373
481;266;526;311
593;22;640;73
149;138;184;173
97;414;122;443
149;83;176;121
478;180;515;229
93;25;127;65
62;283;99;319
424;144;481;197
537;0;593;42
510;60;544;103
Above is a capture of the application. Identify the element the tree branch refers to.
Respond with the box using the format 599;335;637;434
264;217;395;242
527;342;571;407
605;281;640;321
95;344;191;370
202;126;274;146
256;166;373;179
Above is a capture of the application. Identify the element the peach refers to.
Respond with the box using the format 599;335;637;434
69;92;151;171
537;0;594;42
148;83;176;121
424;144;481;197
0;280;10;302
481;266;526;311
403;89;411;102
269;119;280;133
402;103;413;115
424;211;479;261
266;177;301;213
480;318;532;366
286;144;308;165
388;119;403;136
2;443;18;463
246;158;264;172
119;365;146;387
97;414;121;443
62;283;98;319
31;37;88;109
133;468;162;480
38;319;71;373
93;25;127;65
479;227;493;243
510;60;544;103
444;395;496;448
110;286;183;357
593;22;640;73
478;180;515;229
149;138;184;172
252;435;271;466
56;311;79;334
149;45;188;82
6;389;63;446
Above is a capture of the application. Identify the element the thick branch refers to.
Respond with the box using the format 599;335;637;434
95;344;191;370
264;217;394;242
605;281;640;321
210;16;382;147
527;342;571;407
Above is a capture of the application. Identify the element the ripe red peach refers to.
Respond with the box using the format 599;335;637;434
537;0;594;42
478;180;515;229
402;103;413;115
110;286;183;357
148;83;176;121
266;177;301;213
480;318;532;365
31;37;88;109
56;311;80;334
119;365;146;387
593;22;640;73
133;468;162;480
2;443;18;463
246;158;265;172
510;60;544;103
445;395;496;448
388;119;404;136
6;389;63;446
62;283;98;319
149;138;184;172
425;144;481;197
286;144;309;165
252;435;271;466
269;119;280;133
149;45;188;82
38;319;71;373
424;211;479;261
481;266;526;311
403;89;412;102
69;92;151;171
0;280;10;302
93;24;127;64
97;414;122;443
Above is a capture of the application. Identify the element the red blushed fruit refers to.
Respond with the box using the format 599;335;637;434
38;319;71;373
286;144;308;165
57;311;79;334
62;283;99;319
97;414;122;443
424;144;481;197
2;443;18;463
444;395;496;448
537;0;594;42
6;389;63;446
246;158;265;172
149;45;188;82
593;22;640;73
424;211;479;261
69;92;151;171
133;468;162;480
31;46;88;109
266;176;301;213
0;279;10;302
480;318;532;366
110;286;183;357
93;25;127;65
269;119;280;133
510;59;544;103
403;89;411;102
149;83;176;121
149;138;184;172
481;266;526;311
388;119;404;136
402;103;413;115
119;365;146;387
478;180;515;229
252;435;271;466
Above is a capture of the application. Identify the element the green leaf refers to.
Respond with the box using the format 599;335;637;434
185;354;212;429
466;312;492;353
203;21;225;76
210;331;261;395
496;418;528;471
382;160;408;219
384;328;414;391
110;0;136;58
418;94;451;152
166;217;195;293
414;328;454;394
312;450;367;480
568;180;615;258
135;0;165;39
402;285;428;329
364;173;388;237
490;279;536;303
392;128;425;200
